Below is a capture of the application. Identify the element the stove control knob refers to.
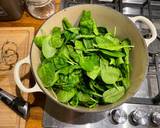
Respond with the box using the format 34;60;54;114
151;112;160;126
131;109;149;126
111;109;127;124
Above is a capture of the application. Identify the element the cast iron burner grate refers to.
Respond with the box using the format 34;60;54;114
61;0;119;11
61;0;160;19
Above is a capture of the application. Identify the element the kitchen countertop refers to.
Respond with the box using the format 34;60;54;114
0;0;60;128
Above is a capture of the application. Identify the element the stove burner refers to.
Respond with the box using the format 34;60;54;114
148;36;160;54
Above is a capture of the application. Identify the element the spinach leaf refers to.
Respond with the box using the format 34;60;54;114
67;45;80;63
78;92;92;102
52;27;61;35
57;88;76;103
68;27;80;34
57;70;82;90
100;58;121;84
101;49;125;57
62;17;72;30
83;39;94;49
37;63;58;87
78;83;102;98
79;54;99;72
109;58;116;65
122;77;130;89
68;70;82;86
76;34;95;39
95;36;114;49
58;45;70;59
103;86;125;103
75;40;85;51
104;33;120;45
51;27;63;48
53;56;69;69
34;35;47;48
77;92;98;108
116;57;124;65
42;36;57;58
95;36;133;51
121;39;132;83
63;30;73;43
89;80;96;91
87;66;100;80
59;64;80;75
122;39;131;65
93;20;99;35
79;10;94;35
89;80;105;92
56;75;75;90
70;94;79;107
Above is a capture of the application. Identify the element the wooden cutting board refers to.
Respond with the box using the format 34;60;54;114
0;27;34;128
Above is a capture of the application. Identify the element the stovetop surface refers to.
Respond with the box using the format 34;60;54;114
43;1;160;127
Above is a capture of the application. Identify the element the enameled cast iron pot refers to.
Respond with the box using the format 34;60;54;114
14;5;157;113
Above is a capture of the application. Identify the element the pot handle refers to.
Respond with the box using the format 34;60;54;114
14;56;43;93
129;16;157;47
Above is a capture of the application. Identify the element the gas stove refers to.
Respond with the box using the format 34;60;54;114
43;0;160;128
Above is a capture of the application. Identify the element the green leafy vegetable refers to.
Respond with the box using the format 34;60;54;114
34;10;133;108
51;27;63;48
57;88;76;103
103;86;125;103
77;92;98;108
75;40;85;50
79;10;94;34
68;27;80;34
95;36;133;51
70;94;79;107
83;39;94;49
62;17;72;30
37;63;58;87
34;35;47;48
87;66;100;80
42;36;57;58
109;58;116;65
100;58;121;84
93;20;99;35
79;54;99;72
101;50;125;57
97;27;107;35
76;34;95;39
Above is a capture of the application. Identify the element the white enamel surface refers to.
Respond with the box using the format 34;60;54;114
130;16;157;47
14;56;43;93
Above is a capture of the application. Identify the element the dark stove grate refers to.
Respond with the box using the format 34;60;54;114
61;0;160;19
63;0;90;8
62;0;119;10
150;53;160;104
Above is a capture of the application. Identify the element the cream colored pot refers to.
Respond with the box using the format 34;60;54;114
14;5;157;113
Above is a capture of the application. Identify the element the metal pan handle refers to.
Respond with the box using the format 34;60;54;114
129;16;157;47
14;56;43;93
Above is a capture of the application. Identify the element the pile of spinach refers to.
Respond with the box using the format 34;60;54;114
34;10;133;108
